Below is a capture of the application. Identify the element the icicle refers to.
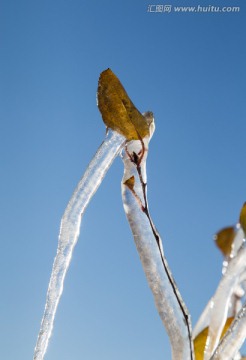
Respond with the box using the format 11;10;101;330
33;130;125;360
204;246;246;360
121;117;193;360
210;302;246;360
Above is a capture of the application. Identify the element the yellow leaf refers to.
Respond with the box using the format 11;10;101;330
97;68;151;140
220;317;234;337
239;202;246;235
214;226;236;256
124;176;135;191
194;317;234;360
194;326;208;360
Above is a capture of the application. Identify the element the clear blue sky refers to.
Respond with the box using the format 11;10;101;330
0;0;245;359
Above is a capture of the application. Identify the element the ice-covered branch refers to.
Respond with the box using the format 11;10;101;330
33;130;125;360
121;118;194;360
210;302;246;360
204;245;246;360
193;226;245;339
193;297;214;339
34;67;246;360
34;67;152;360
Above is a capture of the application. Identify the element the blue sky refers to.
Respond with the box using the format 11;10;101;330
0;0;245;359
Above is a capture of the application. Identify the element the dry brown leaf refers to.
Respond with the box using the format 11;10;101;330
214;226;236;256
124;176;135;191
97;68;150;140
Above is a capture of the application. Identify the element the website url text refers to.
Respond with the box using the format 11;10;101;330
147;5;240;13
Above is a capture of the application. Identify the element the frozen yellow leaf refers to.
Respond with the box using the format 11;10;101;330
239;202;246;235
124;176;135;191
97;68;151;140
214;226;236;256
194;317;234;360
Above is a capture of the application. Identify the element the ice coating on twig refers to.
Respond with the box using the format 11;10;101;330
193;226;245;339
33;130;125;360
230;226;245;259
193;297;214;339
121;116;194;360
204;246;246;360
210;303;246;360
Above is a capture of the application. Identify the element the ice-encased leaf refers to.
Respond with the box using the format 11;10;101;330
210;304;246;360
193;317;233;360
214;227;236;256
97;68;152;140
204;246;246;360
124;175;135;190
